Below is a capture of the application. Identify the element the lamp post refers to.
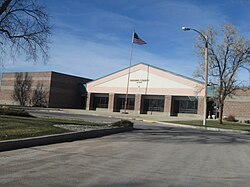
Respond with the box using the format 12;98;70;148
182;26;208;126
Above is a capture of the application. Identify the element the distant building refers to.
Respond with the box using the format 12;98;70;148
0;71;92;109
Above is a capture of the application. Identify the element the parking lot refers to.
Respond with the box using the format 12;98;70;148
1;122;250;186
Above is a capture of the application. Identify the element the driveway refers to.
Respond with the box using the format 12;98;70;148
1;124;250;186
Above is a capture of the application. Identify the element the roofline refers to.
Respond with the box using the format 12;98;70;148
2;70;53;74
86;64;136;85
50;71;92;81
1;71;92;81
143;63;204;84
87;62;204;85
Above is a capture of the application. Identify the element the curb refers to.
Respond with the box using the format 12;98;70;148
29;109;136;121
135;118;250;134
159;122;250;134
91;113;135;121
135;118;159;123
0;126;133;152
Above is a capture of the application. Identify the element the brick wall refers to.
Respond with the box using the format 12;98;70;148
164;95;172;115
224;101;250;119
108;93;114;111
197;97;204;116
134;94;142;114
223;88;250;119
86;93;91;110
48;72;91;108
0;71;92;108
0;72;52;106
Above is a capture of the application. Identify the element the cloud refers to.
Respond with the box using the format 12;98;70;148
3;0;249;84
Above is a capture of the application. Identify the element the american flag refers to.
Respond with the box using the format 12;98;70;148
133;32;146;45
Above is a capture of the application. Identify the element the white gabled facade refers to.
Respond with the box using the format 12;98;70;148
86;63;205;117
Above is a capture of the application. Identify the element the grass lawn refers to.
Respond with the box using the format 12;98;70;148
165;120;250;132
0;115;109;141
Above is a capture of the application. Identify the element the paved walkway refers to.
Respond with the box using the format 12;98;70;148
32;108;203;122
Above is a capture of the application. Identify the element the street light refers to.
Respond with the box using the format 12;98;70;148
182;26;208;126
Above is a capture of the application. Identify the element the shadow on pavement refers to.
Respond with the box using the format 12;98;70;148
116;125;250;145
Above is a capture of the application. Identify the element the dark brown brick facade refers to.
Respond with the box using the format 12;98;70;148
48;72;91;108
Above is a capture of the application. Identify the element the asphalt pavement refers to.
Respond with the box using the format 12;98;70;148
1;123;250;186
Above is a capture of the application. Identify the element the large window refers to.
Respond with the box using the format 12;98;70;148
141;95;165;114
147;99;164;112
90;93;109;110
113;94;135;112
121;98;135;110
179;100;197;114
94;96;109;108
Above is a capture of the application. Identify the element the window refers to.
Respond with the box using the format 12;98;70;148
147;99;164;112
95;97;108;108
179;100;197;114
121;98;135;110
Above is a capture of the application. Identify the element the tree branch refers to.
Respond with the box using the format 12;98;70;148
0;0;12;15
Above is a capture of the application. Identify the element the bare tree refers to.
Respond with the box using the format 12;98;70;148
12;72;32;106
193;24;250;124
0;0;51;64
32;82;48;107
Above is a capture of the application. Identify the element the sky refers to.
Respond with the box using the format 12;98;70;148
2;0;250;84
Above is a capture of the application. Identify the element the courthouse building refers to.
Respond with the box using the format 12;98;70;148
0;63;249;120
86;63;206;117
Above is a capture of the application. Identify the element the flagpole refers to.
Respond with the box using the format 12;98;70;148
124;32;134;114
145;64;149;95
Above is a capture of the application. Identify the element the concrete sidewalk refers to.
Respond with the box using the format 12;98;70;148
36;108;202;122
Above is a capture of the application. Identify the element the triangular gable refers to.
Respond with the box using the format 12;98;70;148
87;63;204;96
95;69;191;89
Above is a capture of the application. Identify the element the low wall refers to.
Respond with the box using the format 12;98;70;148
147;111;166;115
177;113;202;119
0;126;133;152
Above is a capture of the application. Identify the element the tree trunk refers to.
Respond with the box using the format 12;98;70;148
20;97;25;106
219;101;224;124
